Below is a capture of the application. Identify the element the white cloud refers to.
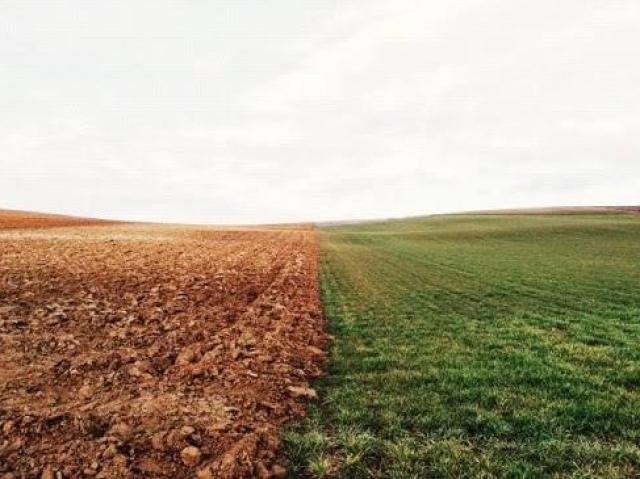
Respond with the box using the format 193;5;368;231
0;0;638;224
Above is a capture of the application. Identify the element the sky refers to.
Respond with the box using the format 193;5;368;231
1;0;638;224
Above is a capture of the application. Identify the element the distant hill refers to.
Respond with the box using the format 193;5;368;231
319;206;640;227
0;209;114;229
455;206;640;215
2;205;638;230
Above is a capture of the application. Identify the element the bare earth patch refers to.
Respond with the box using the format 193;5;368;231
0;221;327;478
0;209;113;230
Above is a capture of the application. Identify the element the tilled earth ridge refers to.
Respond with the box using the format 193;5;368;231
0;223;328;478
0;210;112;230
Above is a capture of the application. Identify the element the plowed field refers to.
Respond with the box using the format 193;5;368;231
0;221;327;478
0;210;111;230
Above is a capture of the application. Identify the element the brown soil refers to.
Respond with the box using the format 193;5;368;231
0;209;113;230
0;220;327;478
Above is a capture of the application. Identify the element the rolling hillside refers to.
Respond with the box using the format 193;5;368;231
287;212;640;478
0;209;113;229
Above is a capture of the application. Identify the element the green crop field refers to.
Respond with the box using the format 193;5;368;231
286;213;640;478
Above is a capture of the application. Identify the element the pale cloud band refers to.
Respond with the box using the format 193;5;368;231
1;0;638;224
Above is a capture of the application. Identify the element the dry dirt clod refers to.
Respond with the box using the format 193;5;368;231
175;346;199;366
41;466;54;479
150;431;166;451
256;462;271;479
108;422;132;441
272;464;288;479
180;446;202;467
101;444;118;459
195;466;213;479
113;455;127;468
78;384;92;399
306;345;326;356
2;420;14;434
286;385;318;400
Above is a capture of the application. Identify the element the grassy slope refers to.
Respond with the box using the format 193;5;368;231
286;213;640;478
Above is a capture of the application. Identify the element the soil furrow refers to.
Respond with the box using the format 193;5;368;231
0;221;327;478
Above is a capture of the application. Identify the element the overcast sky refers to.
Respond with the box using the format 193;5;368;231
1;1;638;224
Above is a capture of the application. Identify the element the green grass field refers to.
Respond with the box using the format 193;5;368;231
285;213;640;478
